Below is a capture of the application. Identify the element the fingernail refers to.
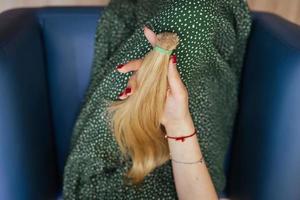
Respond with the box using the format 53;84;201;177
116;64;124;69
118;91;124;97
171;55;177;64
125;87;131;94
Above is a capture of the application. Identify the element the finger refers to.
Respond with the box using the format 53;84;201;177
166;87;171;99
144;25;157;47
167;55;187;97
124;73;137;97
118;73;137;99
118;90;128;100
116;58;143;73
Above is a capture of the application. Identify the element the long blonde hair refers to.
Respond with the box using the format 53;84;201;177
107;32;179;185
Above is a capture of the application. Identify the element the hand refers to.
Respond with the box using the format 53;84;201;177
160;56;194;134
115;25;157;99
115;26;194;134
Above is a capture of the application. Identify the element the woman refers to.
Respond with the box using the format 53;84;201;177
63;0;252;199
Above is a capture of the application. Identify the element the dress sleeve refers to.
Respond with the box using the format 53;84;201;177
64;0;251;198
63;154;127;199
82;0;138;106
94;0;251;195
64;153;179;199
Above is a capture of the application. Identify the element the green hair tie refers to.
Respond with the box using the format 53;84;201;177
153;45;173;55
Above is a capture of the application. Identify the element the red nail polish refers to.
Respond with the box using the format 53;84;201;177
171;55;177;64
118;91;124;97
125;87;131;94
116;64;124;69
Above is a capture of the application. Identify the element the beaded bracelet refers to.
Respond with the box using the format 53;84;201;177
164;128;196;142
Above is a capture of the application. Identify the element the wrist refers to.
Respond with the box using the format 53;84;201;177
164;115;195;137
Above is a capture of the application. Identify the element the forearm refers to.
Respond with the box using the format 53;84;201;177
165;116;218;200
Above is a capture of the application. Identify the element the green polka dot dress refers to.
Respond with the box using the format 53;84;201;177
63;0;252;199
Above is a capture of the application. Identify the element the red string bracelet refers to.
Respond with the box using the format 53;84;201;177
164;128;196;142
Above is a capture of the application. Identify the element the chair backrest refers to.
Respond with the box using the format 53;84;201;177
36;7;102;175
0;5;300;200
227;12;300;200
0;8;63;199
37;8;300;199
2;7;297;199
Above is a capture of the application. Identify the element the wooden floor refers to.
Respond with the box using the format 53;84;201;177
1;0;300;25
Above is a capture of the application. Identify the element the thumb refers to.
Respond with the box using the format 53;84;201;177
144;25;157;47
167;55;187;97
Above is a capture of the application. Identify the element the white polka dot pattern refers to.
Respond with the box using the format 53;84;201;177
63;0;251;199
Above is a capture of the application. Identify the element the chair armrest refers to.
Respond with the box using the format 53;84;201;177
227;12;300;200
0;9;59;199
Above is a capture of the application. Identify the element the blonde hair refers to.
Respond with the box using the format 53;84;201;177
107;32;180;185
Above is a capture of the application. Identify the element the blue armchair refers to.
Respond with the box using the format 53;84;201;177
0;7;299;200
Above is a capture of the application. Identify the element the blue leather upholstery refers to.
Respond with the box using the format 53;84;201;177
227;12;300;200
0;7;102;200
0;9;58;200
37;7;102;176
0;7;299;200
